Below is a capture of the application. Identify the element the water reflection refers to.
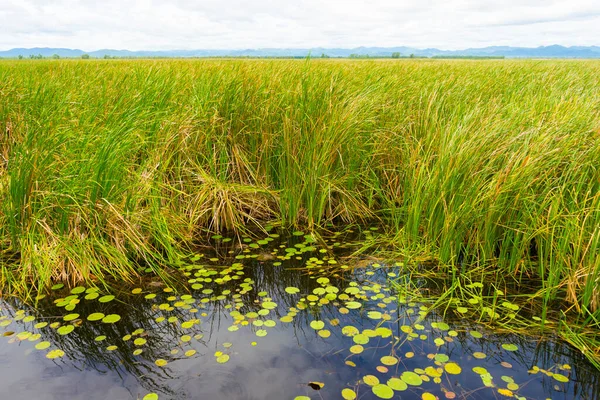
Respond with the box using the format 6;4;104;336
0;231;598;400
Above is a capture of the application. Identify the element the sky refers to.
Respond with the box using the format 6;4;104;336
1;0;599;51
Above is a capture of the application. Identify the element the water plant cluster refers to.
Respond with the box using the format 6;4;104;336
0;59;599;365
0;231;596;399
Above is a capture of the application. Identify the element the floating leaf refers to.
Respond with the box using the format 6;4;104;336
345;301;362;309
469;331;483;339
434;354;449;363
367;311;382;320
363;375;380;386
51;284;64;290
98;295;115;303
63;313;79;322
502;344;518;352
310;321;325;330
553;373;569;383
318;330;331;338
342;326;359;336
35;341;51;350
134;338;147;346
380;356;398;366
341;388;357;400
142;394;159;400
387;378;407;391
102;314;121;324
155;359;168;367
262;301;277;309
87;312;105;321
401;371;422;386
350;345;364;354
308;382;324;390
422;393;436;400
372;384;394;399
285;287;300;294
46;349;65;359
256;330;268;337
473;352;486;359
353;334;369;345
445;362;462;375
57;325;74;335
216;354;230;363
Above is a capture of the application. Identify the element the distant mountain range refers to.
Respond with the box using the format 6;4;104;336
2;45;600;58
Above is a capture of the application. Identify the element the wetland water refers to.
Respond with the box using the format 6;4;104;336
0;230;598;400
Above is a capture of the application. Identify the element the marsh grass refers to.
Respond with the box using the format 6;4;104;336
0;60;599;327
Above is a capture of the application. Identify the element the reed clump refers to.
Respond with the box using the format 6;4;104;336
0;59;599;324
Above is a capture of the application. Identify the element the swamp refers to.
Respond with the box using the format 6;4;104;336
0;59;599;399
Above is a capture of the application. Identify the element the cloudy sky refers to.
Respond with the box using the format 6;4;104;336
1;0;599;50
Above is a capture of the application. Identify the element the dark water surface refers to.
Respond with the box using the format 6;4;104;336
0;230;598;400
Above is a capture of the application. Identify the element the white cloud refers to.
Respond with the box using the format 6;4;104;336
0;0;599;50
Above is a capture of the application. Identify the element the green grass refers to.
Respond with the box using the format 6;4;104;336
0;59;599;328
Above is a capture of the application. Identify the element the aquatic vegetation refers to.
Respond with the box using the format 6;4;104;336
0;231;597;399
0;59;598;335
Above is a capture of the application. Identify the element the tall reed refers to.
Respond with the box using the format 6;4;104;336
0;59;598;323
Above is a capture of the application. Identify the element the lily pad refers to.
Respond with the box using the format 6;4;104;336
502;344;518;352
341;388;357;400
102;314;121;324
445;362;462;375
87;312;105;321
216;354;230;363
372;384;394;399
57;325;74;335
380;356;398;366
387;378;407;391
401;371;422;386
310;321;325;330
46;349;65;359
98;295;115;303
363;375;380;386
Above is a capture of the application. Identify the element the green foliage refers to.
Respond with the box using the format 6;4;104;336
0;59;598;323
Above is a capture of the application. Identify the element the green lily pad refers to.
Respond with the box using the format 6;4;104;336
445;362;462;374
262;301;277;310
216;354;230;363
35;341;51;350
310;321;325;330
256;329;268;337
285;287;300;294
363;375;380;386
401;371;422;386
380;356;398;366
57;325;74;335
372;384;394;399
98;295;115;303
341;388;357;400
502;344;518;352
46;349;65;359
63;313;79;322
102;314;121;324
353;334;369;345
87;312;105;321
142;393;159;400
345;301;362;309
349;345;364;354
387;378;407;391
